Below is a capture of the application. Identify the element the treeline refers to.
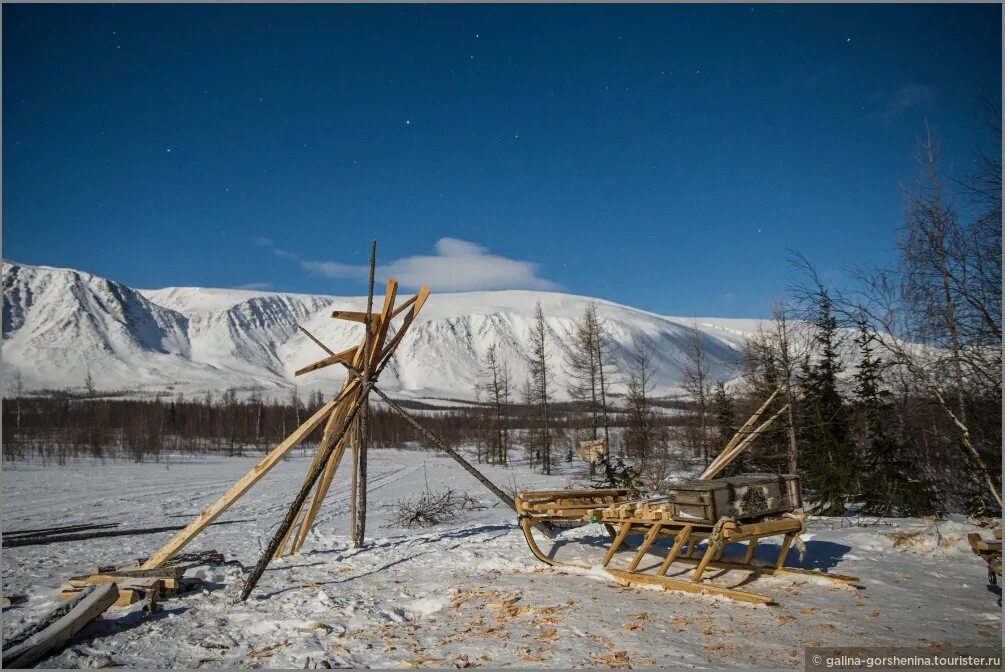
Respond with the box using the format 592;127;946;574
0;386;686;466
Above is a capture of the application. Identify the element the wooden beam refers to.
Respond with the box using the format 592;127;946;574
374;286;429;369
602;522;633;567
627;523;663;572
139;395;343;570
656;525;692;576
2;583;120;668
700;403;790;480
330;310;376;323
294;346;359;377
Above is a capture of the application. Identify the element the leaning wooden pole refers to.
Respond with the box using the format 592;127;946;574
371;385;557;539
353;240;377;548
139;395;345;570
240;382;374;601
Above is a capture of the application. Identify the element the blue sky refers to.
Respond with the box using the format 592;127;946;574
3;3;1000;317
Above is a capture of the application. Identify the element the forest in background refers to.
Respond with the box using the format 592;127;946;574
3;103;1000;518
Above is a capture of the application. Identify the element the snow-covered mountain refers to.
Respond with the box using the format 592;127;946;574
2;261;769;401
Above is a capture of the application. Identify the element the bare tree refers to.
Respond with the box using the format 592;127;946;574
771;301;801;474
526;302;553;474
848;120;1002;508
84;367;96;398
566;302;613;454
680;321;711;467
624;337;658;467
12;368;24;432
475;343;512;464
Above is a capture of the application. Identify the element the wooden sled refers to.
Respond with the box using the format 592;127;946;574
515;489;860;605
968;528;1002;586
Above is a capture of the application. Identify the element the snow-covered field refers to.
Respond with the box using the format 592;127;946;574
2;450;1000;669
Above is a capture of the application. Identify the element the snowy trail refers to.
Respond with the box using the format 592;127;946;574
2;450;1000;668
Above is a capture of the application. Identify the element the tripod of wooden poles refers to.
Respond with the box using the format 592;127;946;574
121;242;425;595
98;239;537;603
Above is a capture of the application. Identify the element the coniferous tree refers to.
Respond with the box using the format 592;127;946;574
854;319;939;515
797;290;858;515
711;381;736;451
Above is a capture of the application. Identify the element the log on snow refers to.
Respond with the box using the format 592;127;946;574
2;583;119;668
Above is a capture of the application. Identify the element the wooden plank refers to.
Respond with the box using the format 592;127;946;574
294;346;359;377
139;396;342;570
239;383;374;601
290;426;353;553
3;584;119;668
330;310;380;324
606;568;774;605
701;403;789;480
374;286;429;370
366;279;399;370
627;523;663;572
289;396;357;554
691;539;721;583
742;539;758;564
602;522;633;567
388;293;417;320
656;525;693;576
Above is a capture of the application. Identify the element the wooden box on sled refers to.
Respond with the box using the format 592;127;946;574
663;473;801;524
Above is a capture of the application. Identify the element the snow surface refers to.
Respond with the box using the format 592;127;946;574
3;261;765;401
2;450;1000;668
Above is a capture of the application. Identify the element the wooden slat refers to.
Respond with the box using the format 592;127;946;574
330;310;380;324
656;525;693;576
627;523;663;572
374;286;429;369
294;346;359;377
602;522;633;567
366;279;398;369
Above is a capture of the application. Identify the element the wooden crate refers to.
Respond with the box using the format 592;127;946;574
664;474;801;524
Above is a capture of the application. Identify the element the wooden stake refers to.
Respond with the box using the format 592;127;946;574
354;240;378;548
240;382;374;601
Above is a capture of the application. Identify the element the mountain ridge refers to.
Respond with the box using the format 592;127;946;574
2;260;767;400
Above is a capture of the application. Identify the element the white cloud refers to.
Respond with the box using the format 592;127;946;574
301;237;558;292
234;282;273;291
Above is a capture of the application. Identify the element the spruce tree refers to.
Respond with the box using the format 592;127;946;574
797;290;858;515
854;319;939;516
